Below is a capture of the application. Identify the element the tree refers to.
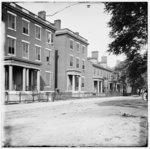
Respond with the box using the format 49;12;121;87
115;53;147;94
104;2;147;57
104;2;148;93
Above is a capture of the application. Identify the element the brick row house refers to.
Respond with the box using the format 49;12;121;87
2;3;55;94
54;21;88;93
87;52;121;94
2;2;122;101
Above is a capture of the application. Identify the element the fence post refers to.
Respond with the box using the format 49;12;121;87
19;92;21;103
32;91;34;102
5;92;9;104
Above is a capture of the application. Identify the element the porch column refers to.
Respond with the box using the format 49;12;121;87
66;75;69;91
26;68;29;90
97;80;99;93
79;76;81;92
31;70;33;90
37;70;40;92
9;65;13;91
23;67;26;91
101;81;103;93
72;75;75;92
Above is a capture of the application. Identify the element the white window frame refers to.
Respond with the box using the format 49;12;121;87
7;11;17;31
70;55;74;67
70;39;74;50
7;35;16;56
45;48;52;64
76;57;80;68
22;40;30;59
46;29;52;44
82;59;85;70
82;45;86;54
45;71;52;87
35;44;41;62
76;42;80;53
22;18;30;36
35;24;41;40
81;76;85;88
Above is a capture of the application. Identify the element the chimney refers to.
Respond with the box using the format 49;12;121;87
101;56;107;64
100;56;107;68
54;20;61;30
92;51;99;60
38;11;46;20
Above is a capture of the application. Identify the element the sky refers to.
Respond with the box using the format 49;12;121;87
17;1;126;67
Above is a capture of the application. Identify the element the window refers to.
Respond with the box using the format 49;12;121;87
94;68;96;76
22;41;29;58
76;58;79;68
81;77;85;88
7;35;16;55
46;49;52;63
35;45;41;61
8;11;16;30
70;55;73;66
76;42;80;53
82;60;85;70
70;39;74;50
45;71;52;87
35;25;41;40
82;45;85;54
46;30;53;44
22;18;29;35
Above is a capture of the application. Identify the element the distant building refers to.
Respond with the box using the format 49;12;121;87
2;2;55;92
87;51;121;94
54;20;89;93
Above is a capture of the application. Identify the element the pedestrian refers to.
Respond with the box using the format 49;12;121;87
138;89;141;96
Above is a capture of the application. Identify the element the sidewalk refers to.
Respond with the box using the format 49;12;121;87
4;95;142;112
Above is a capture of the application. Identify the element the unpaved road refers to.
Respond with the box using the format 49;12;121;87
2;96;148;147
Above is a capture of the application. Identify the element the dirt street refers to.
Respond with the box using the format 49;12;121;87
3;96;148;147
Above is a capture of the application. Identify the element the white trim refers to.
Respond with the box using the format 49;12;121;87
45;71;51;73
7;11;16;31
10;3;16;7
45;48;52;64
22;40;30;44
46;30;52;44
35;44;41;48
70;39;74;50
7;11;17;17
45;48;52;51
70;54;74;57
22;40;30;59
82;45;86;54
76;42;80;53
76;57;80;68
4;62;40;70
22;8;30;14
69;55;74;67
81;76;85;88
35;45;41;62
46;29;52;33
22;18;30;36
7;35;16;56
35;24;41;40
22;33;29;37
22;18;30;22
7;35;16;39
35;24;41;28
